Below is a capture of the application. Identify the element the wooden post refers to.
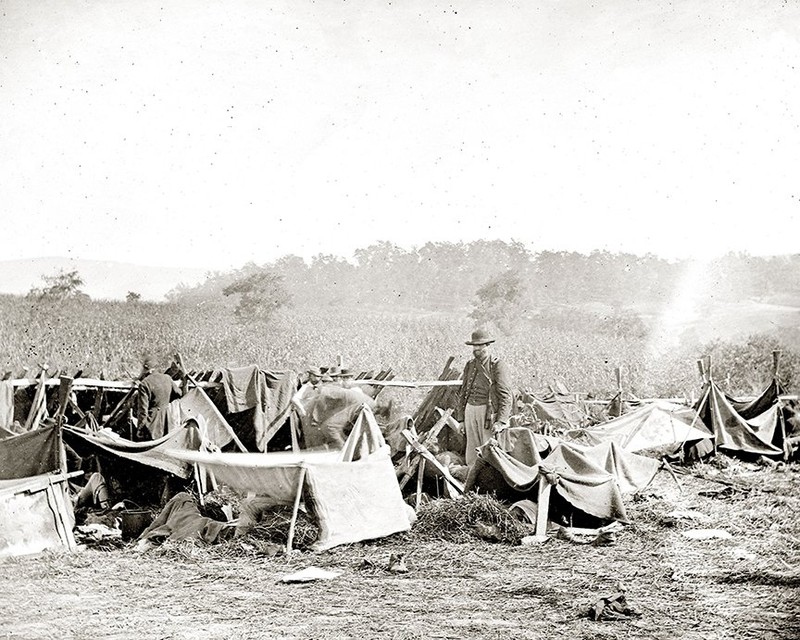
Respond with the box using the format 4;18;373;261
696;359;706;382
24;369;49;432
103;388;136;429
193;463;205;505
772;351;781;378
92;386;105;419
397;410;453;490
415;459;426;509
400;429;464;495
679;385;711;452
286;467;307;554
289;412;300;452
535;474;552;538
54;376;74;427
45;481;77;552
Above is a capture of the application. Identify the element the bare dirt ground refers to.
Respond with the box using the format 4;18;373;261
2;463;799;640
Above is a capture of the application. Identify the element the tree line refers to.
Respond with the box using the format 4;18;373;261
164;241;800;320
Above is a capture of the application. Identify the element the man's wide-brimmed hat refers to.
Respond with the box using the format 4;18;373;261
466;329;495;346
306;366;323;377
338;367;355;378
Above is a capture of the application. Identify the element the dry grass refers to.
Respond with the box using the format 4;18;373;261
1;464;799;640
410;493;533;544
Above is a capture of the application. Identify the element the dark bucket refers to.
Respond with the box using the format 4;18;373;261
121;509;154;541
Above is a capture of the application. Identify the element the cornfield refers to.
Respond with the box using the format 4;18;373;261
1;295;797;399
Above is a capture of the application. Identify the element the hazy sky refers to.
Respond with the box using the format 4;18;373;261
2;0;798;271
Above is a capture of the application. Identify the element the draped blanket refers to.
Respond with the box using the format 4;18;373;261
475;428;660;523
221;366;298;451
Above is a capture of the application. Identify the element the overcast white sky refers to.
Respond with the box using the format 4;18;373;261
1;0;798;271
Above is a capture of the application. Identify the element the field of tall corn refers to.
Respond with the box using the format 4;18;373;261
1;295;797;399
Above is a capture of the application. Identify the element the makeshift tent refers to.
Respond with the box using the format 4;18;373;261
167;405;413;551
1;365;297;454
517;389;591;431
0;472;80;558
728;377;787;421
63;424;204;479
598;368;642;419
411;357;462;432
0;425;64;480
567;401;712;453
693;379;785;457
467;427;660;527
685;352;796;459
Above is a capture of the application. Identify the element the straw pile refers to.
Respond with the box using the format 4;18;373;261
244;506;320;550
411;493;532;545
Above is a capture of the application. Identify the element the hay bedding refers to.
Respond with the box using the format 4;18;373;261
410;493;533;544
1;464;799;640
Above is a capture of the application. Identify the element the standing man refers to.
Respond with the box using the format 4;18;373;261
135;355;179;440
456;329;513;466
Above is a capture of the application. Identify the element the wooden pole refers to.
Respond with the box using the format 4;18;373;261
103;388;136;429
535;474;552;538
193;463;205;505
24;369;49;432
286;467;307;554
54;376;74;427
289;412;300;453
415;459;426;510
45;482;77;552
400;429;464;494
772;350;781;378
660;458;683;493
696;359;706;383
678;385;712;454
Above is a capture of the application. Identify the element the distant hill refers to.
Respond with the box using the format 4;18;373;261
0;257;209;301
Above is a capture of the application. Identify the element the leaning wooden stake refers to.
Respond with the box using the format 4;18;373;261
24;369;49;432
660;458;683;493
400;429;464;495
286;467;307;554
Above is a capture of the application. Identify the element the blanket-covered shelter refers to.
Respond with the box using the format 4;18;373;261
0;365;299;454
691;356;791;459
567;400;712;453
515;385;592;433
466;427;661;529
167;405;413;551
